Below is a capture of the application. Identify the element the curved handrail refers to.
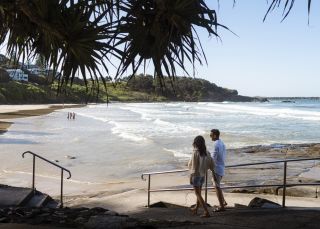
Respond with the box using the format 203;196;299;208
141;169;188;180
141;157;320;207
225;157;320;168
22;151;72;179
141;157;320;179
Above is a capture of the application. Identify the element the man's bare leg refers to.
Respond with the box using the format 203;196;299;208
215;187;226;211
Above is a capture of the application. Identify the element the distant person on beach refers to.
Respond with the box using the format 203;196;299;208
210;129;227;212
72;112;75;120
188;135;214;218
67;112;70;119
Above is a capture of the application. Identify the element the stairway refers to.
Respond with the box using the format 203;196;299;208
0;184;59;208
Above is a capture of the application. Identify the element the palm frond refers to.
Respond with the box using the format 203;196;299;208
0;0;226;94
115;0;225;86
263;0;312;22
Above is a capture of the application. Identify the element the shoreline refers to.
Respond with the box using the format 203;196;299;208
0;104;86;134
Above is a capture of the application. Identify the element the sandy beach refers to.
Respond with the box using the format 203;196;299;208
0;104;85;134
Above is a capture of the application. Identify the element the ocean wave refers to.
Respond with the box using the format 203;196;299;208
2;169;107;185
120;106;154;121
76;113;109;122
109;121;149;143
197;103;320;121
152;118;204;135
2;169;61;180
154;118;174;127
164;148;191;159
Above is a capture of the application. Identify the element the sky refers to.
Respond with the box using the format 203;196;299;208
192;0;320;97
1;1;319;97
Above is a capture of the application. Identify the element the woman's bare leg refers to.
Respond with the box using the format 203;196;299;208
194;187;209;217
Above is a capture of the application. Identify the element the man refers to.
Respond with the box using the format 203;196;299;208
210;129;227;212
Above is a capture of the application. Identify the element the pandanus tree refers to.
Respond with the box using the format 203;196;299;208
0;0;313;94
0;0;221;93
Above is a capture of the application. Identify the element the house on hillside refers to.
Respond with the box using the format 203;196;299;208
6;69;28;81
0;54;7;63
27;67;50;76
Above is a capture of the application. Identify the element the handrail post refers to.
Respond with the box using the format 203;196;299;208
22;151;71;208
60;169;64;208
205;171;208;204
282;161;287;208
147;174;151;207
32;155;35;194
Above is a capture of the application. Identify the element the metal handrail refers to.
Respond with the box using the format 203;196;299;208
22;151;72;208
141;157;320;208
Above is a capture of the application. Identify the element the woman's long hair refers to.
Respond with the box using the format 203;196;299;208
193;135;207;157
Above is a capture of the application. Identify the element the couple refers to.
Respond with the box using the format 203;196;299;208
188;129;227;218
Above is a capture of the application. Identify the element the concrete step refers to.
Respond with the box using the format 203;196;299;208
0;184;59;208
0;184;33;207
24;192;53;208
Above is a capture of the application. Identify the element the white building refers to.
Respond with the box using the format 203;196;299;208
27;67;50;76
0;54;7;63
6;69;28;81
27;68;41;75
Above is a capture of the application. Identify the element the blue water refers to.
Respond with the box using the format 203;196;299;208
1;99;320;187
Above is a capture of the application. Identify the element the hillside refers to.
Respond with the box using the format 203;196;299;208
0;74;267;104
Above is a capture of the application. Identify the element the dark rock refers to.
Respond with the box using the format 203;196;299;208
74;216;87;224
31;208;41;215
39;213;51;217
30;216;48;224
281;100;295;103
0;217;8;223
104;211;118;216
91;207;107;213
248;197;281;208
84;215;128;229
234;203;248;208
73;207;89;212
0;206;144;228
59;219;66;224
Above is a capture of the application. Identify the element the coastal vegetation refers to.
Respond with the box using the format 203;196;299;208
0;74;264;104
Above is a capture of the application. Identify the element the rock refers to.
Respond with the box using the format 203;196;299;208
79;209;91;218
0;217;8;223
41;208;53;213
59;219;66;224
234;203;247;208
31;208;41;215
39;213;51;217
73;207;89;212
248;197;281;208
74;216;87;224
0;206;143;228
281;100;295;103
104;211;118;216
91;207;107;213
84;215;127;229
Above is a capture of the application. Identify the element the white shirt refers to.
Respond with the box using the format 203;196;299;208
211;139;226;176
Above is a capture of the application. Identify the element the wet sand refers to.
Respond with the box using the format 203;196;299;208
0;104;85;134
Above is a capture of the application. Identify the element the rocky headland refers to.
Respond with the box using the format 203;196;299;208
225;143;320;197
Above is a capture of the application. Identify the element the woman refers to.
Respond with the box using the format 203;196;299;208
188;135;213;218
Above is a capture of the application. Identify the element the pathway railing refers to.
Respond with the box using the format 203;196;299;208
141;157;320;208
22;151;72;208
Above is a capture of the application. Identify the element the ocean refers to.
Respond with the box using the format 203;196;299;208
1;99;320;194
